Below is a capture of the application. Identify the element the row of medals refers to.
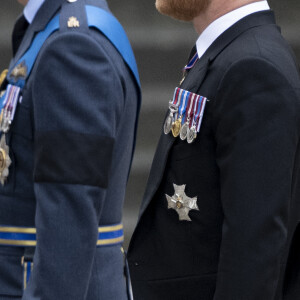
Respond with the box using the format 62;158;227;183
164;101;197;144
0;70;12;185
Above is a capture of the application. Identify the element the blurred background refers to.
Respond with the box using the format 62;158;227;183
1;0;299;248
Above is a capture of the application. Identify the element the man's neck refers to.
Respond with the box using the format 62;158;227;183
193;0;262;34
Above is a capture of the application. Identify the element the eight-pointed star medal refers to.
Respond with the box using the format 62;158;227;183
166;184;199;221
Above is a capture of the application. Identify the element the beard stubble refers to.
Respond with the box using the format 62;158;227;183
155;0;210;21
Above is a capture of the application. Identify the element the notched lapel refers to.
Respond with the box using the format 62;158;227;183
137;10;278;222
139;57;210;218
11;0;63;68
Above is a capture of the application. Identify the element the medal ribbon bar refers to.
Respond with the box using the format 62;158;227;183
164;87;208;143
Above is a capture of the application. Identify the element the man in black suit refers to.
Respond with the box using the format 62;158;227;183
128;0;300;299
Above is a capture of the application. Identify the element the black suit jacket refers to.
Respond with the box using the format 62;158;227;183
128;11;300;300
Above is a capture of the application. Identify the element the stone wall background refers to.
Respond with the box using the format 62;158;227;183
0;0;299;247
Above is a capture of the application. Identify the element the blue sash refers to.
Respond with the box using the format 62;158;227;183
6;5;140;89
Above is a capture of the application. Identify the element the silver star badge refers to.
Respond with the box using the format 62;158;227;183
165;184;199;221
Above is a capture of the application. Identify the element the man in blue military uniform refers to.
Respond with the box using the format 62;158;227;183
0;0;140;299
128;0;300;299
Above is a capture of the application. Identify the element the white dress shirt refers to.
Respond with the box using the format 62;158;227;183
24;0;45;24
196;0;270;59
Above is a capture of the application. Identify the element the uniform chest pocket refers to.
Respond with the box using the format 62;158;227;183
11;105;33;140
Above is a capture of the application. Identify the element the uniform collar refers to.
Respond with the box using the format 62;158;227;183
24;0;45;24
196;0;270;59
11;0;63;67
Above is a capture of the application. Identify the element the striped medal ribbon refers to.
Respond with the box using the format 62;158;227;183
164;87;208;143
187;96;207;144
180;92;197;140
0;84;22;133
172;89;189;137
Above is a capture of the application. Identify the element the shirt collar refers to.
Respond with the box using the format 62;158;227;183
24;0;45;24
196;0;270;59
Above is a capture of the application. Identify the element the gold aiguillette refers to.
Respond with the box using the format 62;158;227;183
0;70;8;87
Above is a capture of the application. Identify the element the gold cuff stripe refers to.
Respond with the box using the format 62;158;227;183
0;224;123;247
0;239;37;246
0;226;36;234
98;224;123;233
0;225;122;234
97;236;124;246
0;238;123;247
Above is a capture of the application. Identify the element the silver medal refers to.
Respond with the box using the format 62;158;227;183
187;125;197;144
180;118;190;140
0;109;11;133
164;114;173;135
164;102;178;135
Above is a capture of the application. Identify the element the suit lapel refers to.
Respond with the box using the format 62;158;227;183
139;10;277;219
10;0;63;69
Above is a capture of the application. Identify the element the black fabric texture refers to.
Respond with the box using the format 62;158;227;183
34;131;114;188
283;222;300;298
132;274;216;300
128;10;300;300
12;15;29;56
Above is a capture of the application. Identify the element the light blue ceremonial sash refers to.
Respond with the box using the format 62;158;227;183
4;5;140;91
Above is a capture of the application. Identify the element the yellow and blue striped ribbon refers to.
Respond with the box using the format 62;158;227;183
0;224;124;247
97;224;124;246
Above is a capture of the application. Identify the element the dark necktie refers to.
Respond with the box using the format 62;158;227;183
12;14;29;56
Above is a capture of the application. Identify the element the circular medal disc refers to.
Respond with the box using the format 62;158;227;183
180;122;189;140
164;115;172;135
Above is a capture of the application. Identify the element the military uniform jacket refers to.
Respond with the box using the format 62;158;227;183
0;0;140;299
128;11;300;300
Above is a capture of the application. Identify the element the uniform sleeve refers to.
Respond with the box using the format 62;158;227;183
213;58;300;299
21;32;124;299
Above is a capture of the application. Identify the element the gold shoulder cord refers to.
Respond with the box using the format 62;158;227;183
0;69;8;90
